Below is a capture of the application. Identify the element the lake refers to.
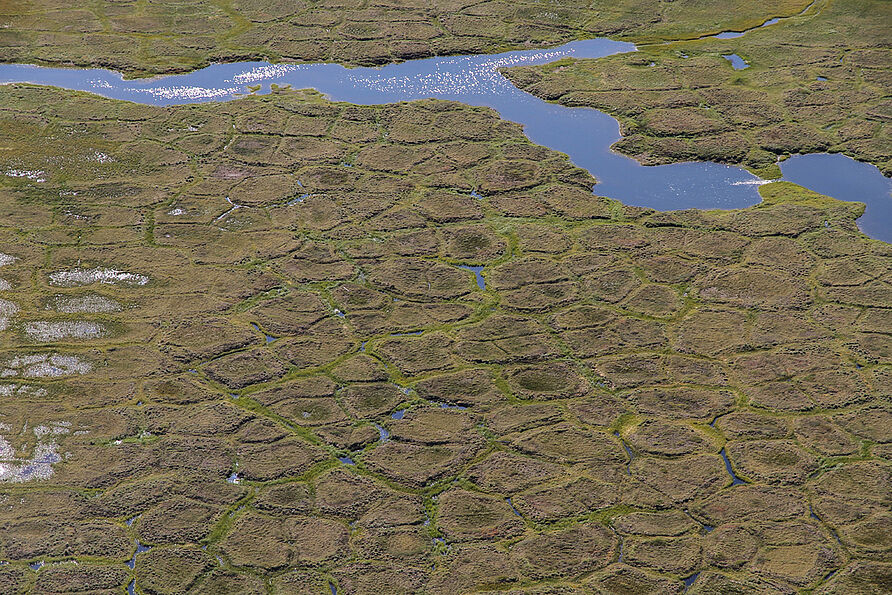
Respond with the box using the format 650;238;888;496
1;39;889;241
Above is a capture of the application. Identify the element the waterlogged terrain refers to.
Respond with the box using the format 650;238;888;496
0;83;889;593
2;40;891;239
0;0;813;76
504;0;892;178
0;0;890;592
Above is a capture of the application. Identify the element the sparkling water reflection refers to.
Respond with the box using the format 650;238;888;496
1;39;889;240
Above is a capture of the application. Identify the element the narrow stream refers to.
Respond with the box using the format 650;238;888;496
1;37;888;241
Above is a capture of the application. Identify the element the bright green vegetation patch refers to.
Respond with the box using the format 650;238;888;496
0;85;888;593
0;0;810;76
503;0;892;177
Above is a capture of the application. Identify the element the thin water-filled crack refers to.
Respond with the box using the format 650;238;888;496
683;507;714;533
506;497;522;517
288;193;312;206
436;401;467;410
674;0;819;44
614;431;634;474
126;540;151;570
809;505;843;545
720;447;746;485
213;196;241;223
457;265;485;290
250;322;276;343
682;572;701;592
374;423;390;442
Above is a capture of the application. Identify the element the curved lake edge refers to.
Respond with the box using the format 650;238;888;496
0;38;889;242
0;0;820;79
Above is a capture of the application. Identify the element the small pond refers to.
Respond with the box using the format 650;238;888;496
722;53;749;69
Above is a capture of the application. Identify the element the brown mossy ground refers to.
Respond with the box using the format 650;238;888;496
0;84;888;593
0;1;811;77
503;0;892;177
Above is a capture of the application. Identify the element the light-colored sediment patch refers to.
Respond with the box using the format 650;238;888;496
0;299;18;316
49;267;149;287
0;384;49;398
62;209;90;221
86;151;114;164
0;353;92;378
0;253;15;267
0;421;70;482
49;294;122;314
4;169;46;182
0;298;20;331
24;321;105;342
0;279;11;291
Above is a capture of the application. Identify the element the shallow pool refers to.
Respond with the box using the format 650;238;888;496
722;53;749;69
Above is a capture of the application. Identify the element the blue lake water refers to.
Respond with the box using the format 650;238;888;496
0;38;889;241
722;54;749;69
780;154;892;241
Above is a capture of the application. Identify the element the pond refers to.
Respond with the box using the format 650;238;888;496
722;53;749;69
1;39;889;241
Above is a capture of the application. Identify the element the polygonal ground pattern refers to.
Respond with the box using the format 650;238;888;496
0;84;886;594
0;1;813;76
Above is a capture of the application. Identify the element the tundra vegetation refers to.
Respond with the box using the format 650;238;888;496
0;0;813;76
0;83;888;593
503;0;892;177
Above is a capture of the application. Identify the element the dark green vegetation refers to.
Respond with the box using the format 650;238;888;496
503;0;892;178
0;0;812;76
0;84;889;593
